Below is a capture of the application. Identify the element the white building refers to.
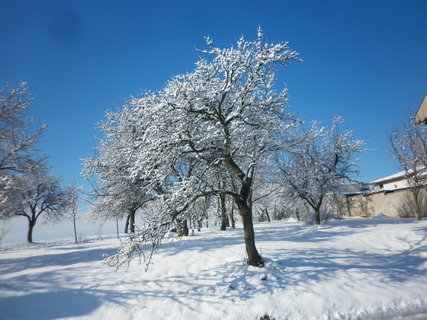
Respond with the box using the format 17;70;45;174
371;170;412;191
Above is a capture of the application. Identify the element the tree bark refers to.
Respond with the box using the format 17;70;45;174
124;208;137;234
239;203;263;266
129;209;136;233
411;188;422;220
124;215;130;234
183;219;189;236
229;205;235;229
177;219;189;237
73;215;78;244
220;193;227;231
27;220;35;243
224;155;262;266
314;208;321;225
264;209;271;222
313;197;323;225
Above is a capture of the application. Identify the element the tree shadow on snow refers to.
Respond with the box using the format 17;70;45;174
1;220;426;316
164;242;427;304
256;223;352;243
0;290;101;320
135;220;427;305
0;246;117;275
158;222;355;256
0;246;121;319
159;229;244;255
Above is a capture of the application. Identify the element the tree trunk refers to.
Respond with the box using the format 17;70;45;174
314;208;321;225
264;209;271;222
182;219;189;236
27;220;35;243
227;164;263;266
229;205;235;229
73;216;78;244
220;193;227;231
124;215;130;234
177;219;189;237
124;209;136;234
313;197;323;225
411;189;422;220
239;204;263;266
129;209;136;233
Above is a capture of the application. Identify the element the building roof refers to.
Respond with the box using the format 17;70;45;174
371;170;407;184
415;93;427;124
372;167;427;185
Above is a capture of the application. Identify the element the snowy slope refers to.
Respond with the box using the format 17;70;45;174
1;217;427;320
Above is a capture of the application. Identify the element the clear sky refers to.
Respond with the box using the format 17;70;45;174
1;0;426;187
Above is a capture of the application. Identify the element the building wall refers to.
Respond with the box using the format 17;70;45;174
376;179;411;191
415;93;427;124
338;188;427;218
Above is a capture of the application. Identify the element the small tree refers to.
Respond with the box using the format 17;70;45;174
0;83;46;220
11;166;73;243
390;119;427;220
83;107;151;233
278;117;364;224
67;180;80;244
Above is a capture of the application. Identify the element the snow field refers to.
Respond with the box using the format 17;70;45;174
1;217;427;320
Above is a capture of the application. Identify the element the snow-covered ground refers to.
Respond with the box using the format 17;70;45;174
1;217;427;320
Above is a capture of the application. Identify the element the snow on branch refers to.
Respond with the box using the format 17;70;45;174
86;29;303;268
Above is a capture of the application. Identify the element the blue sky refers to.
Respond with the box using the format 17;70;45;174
1;0;426;187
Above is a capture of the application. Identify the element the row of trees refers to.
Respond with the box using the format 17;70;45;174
0;83;77;243
1;31;423;265
84;29;364;268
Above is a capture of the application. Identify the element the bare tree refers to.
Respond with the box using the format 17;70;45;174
67;180;80;244
11;166;73;243
0;82;45;174
83;107;152;233
390;119;427;220
0;83;46;220
278;117;364;224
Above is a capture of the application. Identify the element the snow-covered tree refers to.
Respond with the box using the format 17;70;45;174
0;82;45;174
0;83;46;219
10;166;73;243
390;119;427;219
83;106;152;233
250;156;295;223
278;117;364;224
90;29;301;268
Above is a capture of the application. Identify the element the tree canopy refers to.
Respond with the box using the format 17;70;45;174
85;29;301;267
